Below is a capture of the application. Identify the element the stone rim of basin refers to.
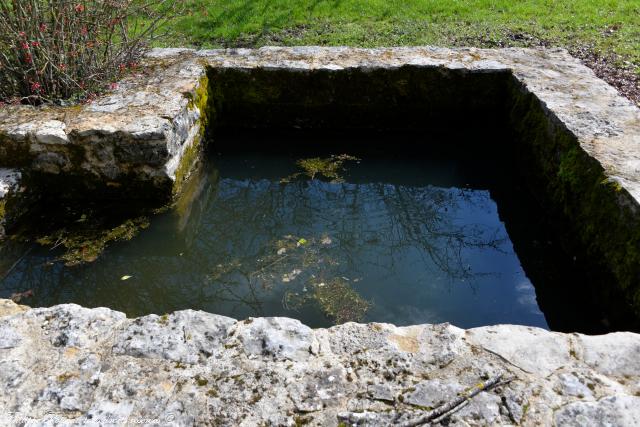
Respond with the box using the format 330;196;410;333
0;298;639;425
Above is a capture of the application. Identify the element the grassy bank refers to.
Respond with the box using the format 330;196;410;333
169;0;639;70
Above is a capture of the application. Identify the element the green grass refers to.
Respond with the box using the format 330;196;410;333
166;0;639;70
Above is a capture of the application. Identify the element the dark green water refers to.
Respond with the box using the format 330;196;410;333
0;131;577;329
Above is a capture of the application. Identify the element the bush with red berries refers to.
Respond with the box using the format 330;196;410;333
0;0;180;104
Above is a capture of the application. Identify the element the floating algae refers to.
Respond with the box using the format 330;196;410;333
281;154;359;183
313;279;370;323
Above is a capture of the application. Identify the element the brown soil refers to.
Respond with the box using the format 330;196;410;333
570;46;639;107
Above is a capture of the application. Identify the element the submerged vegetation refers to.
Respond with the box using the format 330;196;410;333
35;216;150;266
209;154;369;324
281;154;360;183
209;233;371;324
285;278;370;324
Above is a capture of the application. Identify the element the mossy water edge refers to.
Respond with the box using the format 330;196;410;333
173;72;212;197
508;76;640;324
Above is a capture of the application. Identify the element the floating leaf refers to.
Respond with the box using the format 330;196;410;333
121;275;132;281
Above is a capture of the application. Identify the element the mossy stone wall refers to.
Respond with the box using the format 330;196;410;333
506;76;640;328
207;66;510;131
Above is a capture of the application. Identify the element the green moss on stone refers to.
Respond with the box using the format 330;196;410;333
294;416;312;426
56;373;76;383
158;314;170;325
172;137;202;197
508;78;640;321
194;375;209;387
173;72;217;197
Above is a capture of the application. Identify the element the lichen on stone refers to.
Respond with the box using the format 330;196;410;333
1;299;639;425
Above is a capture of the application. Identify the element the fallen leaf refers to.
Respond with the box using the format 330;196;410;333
321;236;332;245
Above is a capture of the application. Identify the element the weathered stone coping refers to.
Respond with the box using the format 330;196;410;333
0;299;638;425
0;53;205;202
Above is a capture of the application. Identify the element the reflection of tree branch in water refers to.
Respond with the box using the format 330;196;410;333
0;161;512;323
249;254;289;278
375;184;508;283
208;279;265;317
198;175;511;324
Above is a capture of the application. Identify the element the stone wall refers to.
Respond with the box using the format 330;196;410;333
0;53;207;206
0;300;639;425
507;75;640;327
205;66;510;130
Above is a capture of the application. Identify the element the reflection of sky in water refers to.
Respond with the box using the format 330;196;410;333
0;152;548;330
516;281;545;316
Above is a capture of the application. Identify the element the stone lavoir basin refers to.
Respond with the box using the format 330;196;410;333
0;47;640;425
0;128;575;331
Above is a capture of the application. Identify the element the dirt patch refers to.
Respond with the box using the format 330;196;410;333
469;31;638;107
455;30;639;107
570;47;639;107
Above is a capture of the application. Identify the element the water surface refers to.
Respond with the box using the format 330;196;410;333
0;131;553;329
